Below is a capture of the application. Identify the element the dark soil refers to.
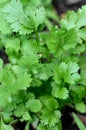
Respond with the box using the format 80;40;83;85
52;0;86;15
0;49;9;64
61;106;79;130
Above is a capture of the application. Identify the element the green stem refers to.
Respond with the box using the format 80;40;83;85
35;30;39;43
10;119;18;125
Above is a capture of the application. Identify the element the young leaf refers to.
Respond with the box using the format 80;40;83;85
25;6;46;30
52;86;69;99
3;0;46;34
48;125;59;130
26;99;42;113
3;0;33;34
79;28;86;41
77;6;86;28
40;108;61;127
79;56;86;86
61;6;86;29
0;59;3;68
63;28;78;50
0;88;12;107
4;37;20;55
14;104;32;122
37;124;46;130
0;119;14;130
75;102;86;113
40;95;58;110
0;12;11;34
54;62;80;85
0;67;15;86
15;72;32;90
35;64;53;81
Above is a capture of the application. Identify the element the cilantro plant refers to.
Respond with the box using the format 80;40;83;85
0;0;86;130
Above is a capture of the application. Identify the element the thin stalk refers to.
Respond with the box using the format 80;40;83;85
35;29;39;43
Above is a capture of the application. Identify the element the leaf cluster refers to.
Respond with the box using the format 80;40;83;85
0;0;86;130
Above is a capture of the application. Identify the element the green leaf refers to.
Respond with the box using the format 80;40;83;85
61;11;77;30
0;89;12;107
42;0;52;6
26;0;42;7
25;6;46;30
70;85;85;99
24;122;30;130
44;28;59;54
41;108;61;127
63;28;78;50
26;99;42;113
64;63;80;84
54;62;67;84
15;72;32;90
3;0;46;34
79;56;86;86
71;44;85;54
35;63;53;80
37;124;46;130
0;119;14;130
37;124;59;130
4;37;20;55
73;113;86;130
61;6;86;29
14;104;32;122
48;126;59;130
0;67;15;86
75;102;86;113
21;111;32;122
20;52;38;69
40;96;61;127
79;28;86;41
0;59;3;68
67;62;79;74
3;0;33;34
2;112;13;123
76;6;86;28
19;40;39;69
0;12;11;34
40;95;58;110
52;86;69;99
54;62;80;85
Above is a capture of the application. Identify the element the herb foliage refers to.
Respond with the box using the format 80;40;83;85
0;0;86;130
